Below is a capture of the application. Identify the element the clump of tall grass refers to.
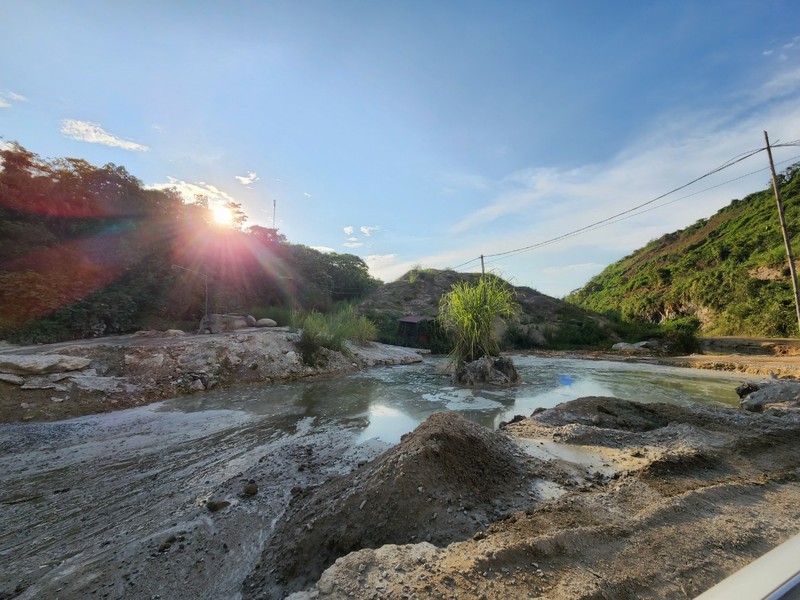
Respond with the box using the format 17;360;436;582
296;305;377;365
438;276;517;365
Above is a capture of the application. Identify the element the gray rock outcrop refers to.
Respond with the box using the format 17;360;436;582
738;381;800;412
0;354;92;375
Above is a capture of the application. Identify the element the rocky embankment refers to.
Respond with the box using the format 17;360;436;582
0;328;424;422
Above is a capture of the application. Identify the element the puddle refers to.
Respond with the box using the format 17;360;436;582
517;437;650;477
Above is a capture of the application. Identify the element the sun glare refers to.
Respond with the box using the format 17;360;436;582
212;205;234;226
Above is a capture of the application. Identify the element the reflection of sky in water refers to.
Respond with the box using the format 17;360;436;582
162;355;758;446
356;404;419;444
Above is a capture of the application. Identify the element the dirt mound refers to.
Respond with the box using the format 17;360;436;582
243;412;529;599
287;398;800;599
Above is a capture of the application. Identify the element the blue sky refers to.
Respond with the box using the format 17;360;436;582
2;1;800;297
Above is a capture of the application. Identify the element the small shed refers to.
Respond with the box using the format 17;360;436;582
398;315;435;346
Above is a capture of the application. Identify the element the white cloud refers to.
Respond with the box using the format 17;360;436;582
235;171;259;186
303;192;312;198
343;242;363;248
364;254;398;279
347;237;359;242
0;98;9;109
310;246;335;253
763;50;774;56
449;66;800;252
6;91;26;102
360;225;381;237
343;226;354;235
147;177;237;210
60;119;149;152
542;262;606;275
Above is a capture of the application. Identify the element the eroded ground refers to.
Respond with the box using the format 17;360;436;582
3;393;799;600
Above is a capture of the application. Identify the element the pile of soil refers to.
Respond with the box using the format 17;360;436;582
243;413;533;599
278;397;800;599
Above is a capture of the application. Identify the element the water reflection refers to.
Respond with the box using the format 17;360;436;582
161;355;754;445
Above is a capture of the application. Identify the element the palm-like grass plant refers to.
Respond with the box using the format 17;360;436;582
438;276;517;365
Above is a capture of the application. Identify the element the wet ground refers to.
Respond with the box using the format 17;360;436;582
0;355;765;599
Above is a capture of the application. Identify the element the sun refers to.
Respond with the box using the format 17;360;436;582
211;204;234;226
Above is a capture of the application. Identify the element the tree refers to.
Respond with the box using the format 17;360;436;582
438;275;517;365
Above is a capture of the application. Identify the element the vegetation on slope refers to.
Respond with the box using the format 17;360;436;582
568;163;800;337
0;144;380;343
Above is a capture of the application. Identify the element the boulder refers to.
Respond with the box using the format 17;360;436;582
612;341;649;352
452;356;521;387
256;318;278;328
164;329;185;337
245;315;257;327
739;381;800;412
0;354;91;375
199;314;249;333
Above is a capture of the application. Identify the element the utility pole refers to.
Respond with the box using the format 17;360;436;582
480;254;487;306
764;130;800;334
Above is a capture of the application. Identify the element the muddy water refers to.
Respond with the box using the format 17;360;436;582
0;355;754;599
164;354;750;444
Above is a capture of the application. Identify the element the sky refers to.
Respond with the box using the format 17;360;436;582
2;1;800;297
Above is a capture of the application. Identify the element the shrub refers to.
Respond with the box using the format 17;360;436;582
438;276;517;365
296;306;377;365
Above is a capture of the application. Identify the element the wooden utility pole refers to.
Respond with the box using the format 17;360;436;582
480;254;487;305
764;130;800;334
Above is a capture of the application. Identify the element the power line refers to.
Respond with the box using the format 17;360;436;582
483;153;800;267
483;146;765;261
450;142;800;271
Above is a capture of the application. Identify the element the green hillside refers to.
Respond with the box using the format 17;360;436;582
568;163;800;337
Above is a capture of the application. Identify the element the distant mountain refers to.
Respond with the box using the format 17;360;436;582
568;163;800;337
358;268;619;349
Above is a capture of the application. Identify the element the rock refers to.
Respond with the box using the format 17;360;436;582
0;373;25;385
256;318;278;327
199;313;247;333
125;352;165;370
611;342;649;352
206;499;230;512
245;315;257;327
735;382;761;399
243;481;258;496
69;375;137;393
164;329;185;337
20;377;63;390
190;379;206;392
739;381;800;412
0;354;91;375
453;356;520;387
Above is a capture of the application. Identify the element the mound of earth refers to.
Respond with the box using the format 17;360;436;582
277;397;800;599
243;412;534;599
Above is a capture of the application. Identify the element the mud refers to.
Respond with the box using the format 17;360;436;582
269;398;800;600
3;388;800;599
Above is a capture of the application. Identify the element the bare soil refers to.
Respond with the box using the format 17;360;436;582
3;338;800;599
270;399;800;600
